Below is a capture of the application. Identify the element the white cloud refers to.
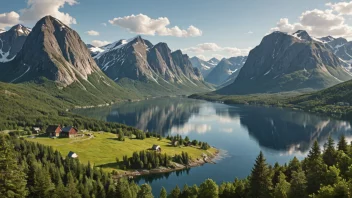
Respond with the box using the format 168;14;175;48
0;11;20;29
91;40;110;47
270;2;352;38
248;31;254;34
86;30;99;36
183;43;250;58
20;0;78;26
327;1;352;15
109;14;202;37
101;23;107;27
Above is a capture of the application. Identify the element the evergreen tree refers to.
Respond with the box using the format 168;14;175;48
198;179;219;198
0;135;28;198
116;178;132;198
159;187;167;198
273;172;290;198
289;168;307;198
170;185;181;198
323;136;337;166
249;151;272;198
137;184;153;198
338;135;348;153
219;182;236;198
65;172;81;198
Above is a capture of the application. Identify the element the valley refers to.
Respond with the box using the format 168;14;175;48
2;2;352;197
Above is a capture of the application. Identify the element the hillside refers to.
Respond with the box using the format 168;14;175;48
218;30;352;95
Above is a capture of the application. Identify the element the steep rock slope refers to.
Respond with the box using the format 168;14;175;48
0;16;138;103
218;30;352;94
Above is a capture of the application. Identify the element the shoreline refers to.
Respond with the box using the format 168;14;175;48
113;149;220;179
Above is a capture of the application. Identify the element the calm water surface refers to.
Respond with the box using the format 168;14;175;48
74;97;352;195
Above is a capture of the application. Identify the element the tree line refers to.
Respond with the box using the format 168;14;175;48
4;133;352;197
164;135;352;198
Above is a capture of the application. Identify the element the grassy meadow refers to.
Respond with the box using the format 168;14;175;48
27;132;217;172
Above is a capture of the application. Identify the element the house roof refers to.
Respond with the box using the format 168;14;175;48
67;151;77;157
33;127;40;131
62;126;77;133
151;145;160;149
46;125;61;132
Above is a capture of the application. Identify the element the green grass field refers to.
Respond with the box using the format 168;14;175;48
27;132;217;172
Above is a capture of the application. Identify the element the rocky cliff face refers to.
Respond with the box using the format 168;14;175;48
0;16;112;88
218;30;352;94
0;24;31;62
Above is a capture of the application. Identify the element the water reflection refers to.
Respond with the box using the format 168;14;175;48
74;98;352;154
73;97;352;195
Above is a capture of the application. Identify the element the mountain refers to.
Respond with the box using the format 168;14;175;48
205;56;247;86
190;56;219;77
0;24;31;62
93;37;212;97
86;44;104;57
318;36;352;64
0;16;138;104
217;30;352;95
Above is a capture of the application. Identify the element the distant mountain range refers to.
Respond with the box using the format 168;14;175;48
2;17;352;97
218;30;352;95
189;56;219;77
89;37;213;96
205;56;247;86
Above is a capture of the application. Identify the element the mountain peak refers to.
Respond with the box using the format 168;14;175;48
292;30;312;41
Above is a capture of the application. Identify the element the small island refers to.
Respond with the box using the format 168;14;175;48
24;127;218;177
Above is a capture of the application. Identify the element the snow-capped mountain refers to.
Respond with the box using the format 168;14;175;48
218;30;352;94
92;36;212;96
0;24;31;62
205;56;247;86
86;44;104;57
190;56;219;77
317;36;352;64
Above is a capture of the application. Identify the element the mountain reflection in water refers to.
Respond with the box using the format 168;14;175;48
74;97;352;153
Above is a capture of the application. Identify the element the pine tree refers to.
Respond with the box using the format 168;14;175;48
289;168;307;198
273;172;290;198
338;135;348;153
323;136;337;166
170;185;181;198
198;179;219;198
137;184;153;198
65;172;81;198
307;141;321;161
0;135;28;198
159;187;167;198
249;151;272;198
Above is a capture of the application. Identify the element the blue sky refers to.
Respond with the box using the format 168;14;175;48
1;0;351;60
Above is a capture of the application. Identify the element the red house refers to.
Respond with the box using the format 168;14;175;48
46;125;62;137
60;126;78;138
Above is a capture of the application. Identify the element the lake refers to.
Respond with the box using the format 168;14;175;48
73;97;352;195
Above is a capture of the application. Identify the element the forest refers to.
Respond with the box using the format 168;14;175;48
3;132;352;198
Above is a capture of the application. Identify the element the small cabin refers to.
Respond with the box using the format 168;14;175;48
172;140;179;147
151;144;161;151
60;126;78;138
32;127;41;134
67;151;78;158
46;125;62;137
